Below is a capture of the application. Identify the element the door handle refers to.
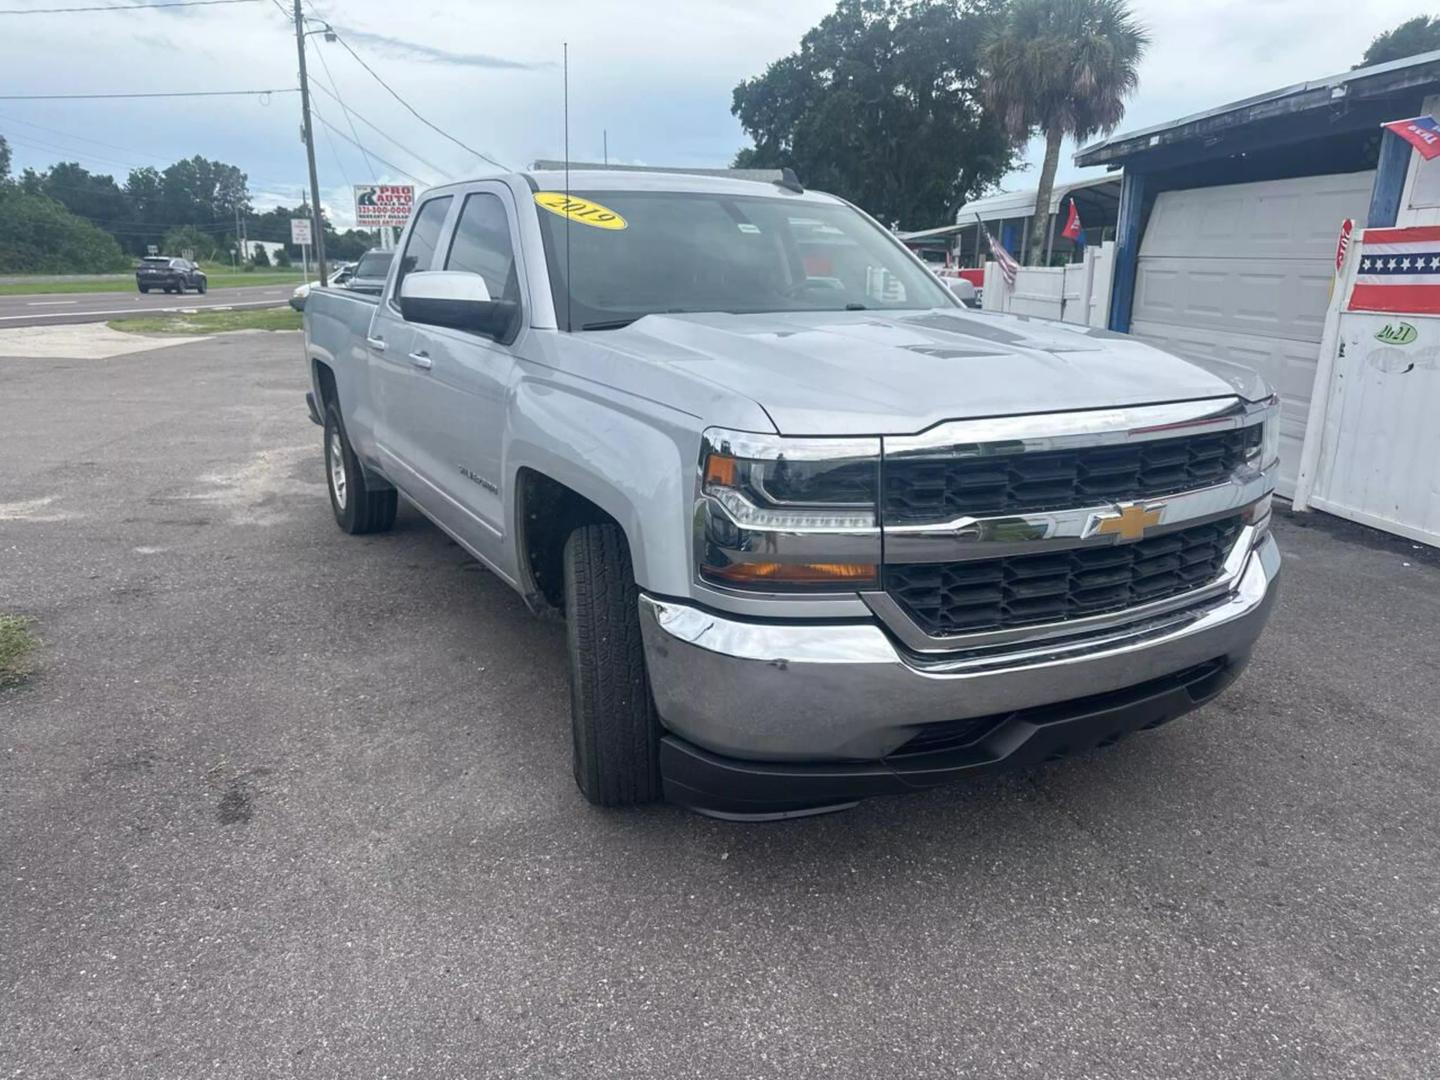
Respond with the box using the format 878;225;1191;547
366;335;387;353
408;351;433;370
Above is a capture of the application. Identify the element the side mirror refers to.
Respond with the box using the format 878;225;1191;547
399;271;517;340
947;278;978;307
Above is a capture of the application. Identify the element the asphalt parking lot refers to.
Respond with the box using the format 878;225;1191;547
3;333;1439;1079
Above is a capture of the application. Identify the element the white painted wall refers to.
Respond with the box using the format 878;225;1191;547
978;241;1114;328
1305;311;1440;547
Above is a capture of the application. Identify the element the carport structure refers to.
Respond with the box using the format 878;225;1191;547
1075;50;1440;497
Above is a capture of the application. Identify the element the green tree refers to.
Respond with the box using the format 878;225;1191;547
1359;15;1440;67
250;244;271;268
162;224;218;261
731;0;1015;230
25;162;132;232
0;135;11;186
125;166;162;217
0;192;129;273
983;0;1148;264
158;156;250;233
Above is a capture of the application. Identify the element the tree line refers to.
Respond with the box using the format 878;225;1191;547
0;135;374;274
733;1;1429;265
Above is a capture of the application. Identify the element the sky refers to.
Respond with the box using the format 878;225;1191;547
0;0;1429;229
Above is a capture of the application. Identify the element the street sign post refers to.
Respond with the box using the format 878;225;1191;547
291;218;313;281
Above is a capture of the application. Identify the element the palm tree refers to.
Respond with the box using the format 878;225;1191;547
983;0;1148;266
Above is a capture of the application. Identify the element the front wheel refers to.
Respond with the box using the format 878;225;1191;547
138;286;149;294
195;280;207;294
323;402;396;534
563;523;661;807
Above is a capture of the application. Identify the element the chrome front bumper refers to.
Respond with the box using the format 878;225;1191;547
639;533;1280;763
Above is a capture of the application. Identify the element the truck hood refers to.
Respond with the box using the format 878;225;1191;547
608;308;1265;435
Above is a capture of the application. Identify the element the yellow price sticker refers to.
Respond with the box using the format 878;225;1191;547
534;192;627;230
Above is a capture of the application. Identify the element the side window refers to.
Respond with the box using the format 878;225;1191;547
395;196;453;294
445;193;519;302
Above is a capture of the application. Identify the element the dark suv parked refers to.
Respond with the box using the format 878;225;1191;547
136;257;207;295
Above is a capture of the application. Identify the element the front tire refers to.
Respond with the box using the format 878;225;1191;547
323;402;396;534
563;523;661;807
138;286;149;294
195;280;207;294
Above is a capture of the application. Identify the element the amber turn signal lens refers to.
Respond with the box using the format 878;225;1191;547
704;453;738;487
706;561;877;586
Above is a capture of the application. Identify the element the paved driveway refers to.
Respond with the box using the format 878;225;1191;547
3;333;1439;1078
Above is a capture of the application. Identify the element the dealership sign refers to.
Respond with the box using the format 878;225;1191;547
354;184;414;228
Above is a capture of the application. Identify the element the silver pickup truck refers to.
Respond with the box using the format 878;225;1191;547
303;168;1281;819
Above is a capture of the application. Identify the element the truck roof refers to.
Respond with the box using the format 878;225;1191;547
424;169;845;204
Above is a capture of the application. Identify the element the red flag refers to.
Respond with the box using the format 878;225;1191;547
1061;198;1083;241
1382;116;1440;160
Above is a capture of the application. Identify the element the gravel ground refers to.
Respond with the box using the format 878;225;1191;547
2;333;1439;1079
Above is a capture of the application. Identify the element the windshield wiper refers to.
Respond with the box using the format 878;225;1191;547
580;318;638;331
844;302;868;311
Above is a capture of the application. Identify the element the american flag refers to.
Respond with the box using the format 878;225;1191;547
1349;226;1440;315
978;217;1020;287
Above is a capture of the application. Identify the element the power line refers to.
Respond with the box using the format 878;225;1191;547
0;88;297;100
309;37;374;181
0;0;258;12
0;112;174;164
307;79;449;178
314;16;508;172
308;105;427;185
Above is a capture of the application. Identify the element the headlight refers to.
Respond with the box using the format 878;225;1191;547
1243;396;1280;542
1245;395;1281;473
697;429;880;591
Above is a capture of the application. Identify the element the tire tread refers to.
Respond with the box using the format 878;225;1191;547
565;523;660;806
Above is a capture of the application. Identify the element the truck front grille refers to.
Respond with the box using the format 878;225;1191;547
884;516;1244;636
883;427;1259;524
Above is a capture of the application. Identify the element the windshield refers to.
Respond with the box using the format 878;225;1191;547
533;189;954;330
355;252;393;277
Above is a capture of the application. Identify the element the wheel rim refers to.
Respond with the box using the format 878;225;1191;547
328;429;347;510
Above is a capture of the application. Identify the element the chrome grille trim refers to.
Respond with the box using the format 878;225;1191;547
883;471;1272;563
872;397;1279;652
883;396;1271;461
866;524;1261;654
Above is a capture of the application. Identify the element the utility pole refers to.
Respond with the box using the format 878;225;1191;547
293;0;327;284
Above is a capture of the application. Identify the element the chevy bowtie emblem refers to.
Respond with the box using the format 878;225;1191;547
1095;502;1163;542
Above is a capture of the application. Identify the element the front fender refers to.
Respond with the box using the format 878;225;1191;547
505;375;701;597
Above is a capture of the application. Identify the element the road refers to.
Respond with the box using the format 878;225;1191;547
3;333;1440;1078
0;282;294;327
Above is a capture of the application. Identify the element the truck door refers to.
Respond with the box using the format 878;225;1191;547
392;185;523;562
367;194;454;500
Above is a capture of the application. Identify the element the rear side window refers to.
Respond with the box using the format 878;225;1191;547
354;252;392;278
395;196;452;294
445;193;518;302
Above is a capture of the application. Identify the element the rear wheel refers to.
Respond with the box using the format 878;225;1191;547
563;522;661;807
323;402;396;534
138;286;149;294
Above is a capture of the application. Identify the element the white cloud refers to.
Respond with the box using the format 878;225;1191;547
0;0;1425;227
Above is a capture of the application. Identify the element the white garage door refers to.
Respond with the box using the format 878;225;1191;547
1131;171;1375;496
